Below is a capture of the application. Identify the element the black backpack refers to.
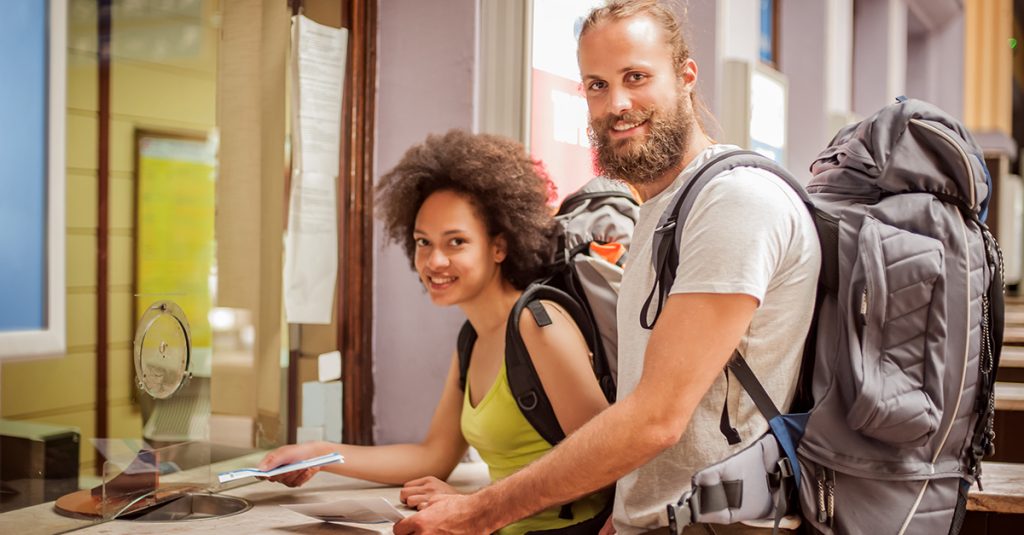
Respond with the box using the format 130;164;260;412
456;176;638;446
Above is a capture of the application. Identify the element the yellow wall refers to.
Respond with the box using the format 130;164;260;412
0;0;220;473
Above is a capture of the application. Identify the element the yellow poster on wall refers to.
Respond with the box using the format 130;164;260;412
135;133;216;370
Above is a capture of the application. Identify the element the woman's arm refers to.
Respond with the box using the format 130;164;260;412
259;351;469;486
519;301;610;436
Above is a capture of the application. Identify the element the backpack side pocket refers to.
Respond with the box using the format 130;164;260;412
846;216;945;446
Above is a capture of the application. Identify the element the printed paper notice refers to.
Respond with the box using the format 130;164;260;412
293;14;348;175
285;170;338;324
285;14;347;324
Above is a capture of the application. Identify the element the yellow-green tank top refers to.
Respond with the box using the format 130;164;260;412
461;361;609;535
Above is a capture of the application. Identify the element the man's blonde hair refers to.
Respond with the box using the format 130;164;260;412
578;0;690;69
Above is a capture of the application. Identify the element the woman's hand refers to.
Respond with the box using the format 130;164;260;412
258;442;331;487
598;513;616;535
399;476;462;509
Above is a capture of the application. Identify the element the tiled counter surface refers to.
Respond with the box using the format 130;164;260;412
0;453;490;535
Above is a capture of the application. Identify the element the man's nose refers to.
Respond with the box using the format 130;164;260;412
609;85;633;116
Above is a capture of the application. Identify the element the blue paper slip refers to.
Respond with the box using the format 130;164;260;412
217;452;344;483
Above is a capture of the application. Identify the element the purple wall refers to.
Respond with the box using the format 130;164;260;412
373;0;477;444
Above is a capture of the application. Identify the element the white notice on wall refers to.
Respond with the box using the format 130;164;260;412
285;170;338;323
285;14;347;324
293;15;348;174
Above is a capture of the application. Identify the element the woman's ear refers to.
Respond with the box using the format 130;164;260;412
493;235;508;263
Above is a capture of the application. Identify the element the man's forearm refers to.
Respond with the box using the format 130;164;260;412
470;389;684;531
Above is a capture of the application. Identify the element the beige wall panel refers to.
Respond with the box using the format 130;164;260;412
67;292;97;349
110;26;221;76
67;51;98;113
108;234;133;289
109;119;136;175
1;352;96;417
67;112;98;171
67;172;98;230
107;348;134;401
110;64;215;128
108;290;134;347
107;399;142;440
68;0;98;54
108;177;135;231
212;355;256;417
67;233;98;288
299;323;337;357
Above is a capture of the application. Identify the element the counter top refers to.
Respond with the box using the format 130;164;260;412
968;461;1024;514
4;454;1021;534
0;454;489;535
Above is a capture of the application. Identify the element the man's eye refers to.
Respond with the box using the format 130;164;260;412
588;80;607;91
627;72;646;82
414;238;429;247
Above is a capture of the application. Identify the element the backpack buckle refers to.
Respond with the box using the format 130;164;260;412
654;220;677;234
666;489;694;535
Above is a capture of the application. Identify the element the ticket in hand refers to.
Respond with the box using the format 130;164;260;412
217;452;344;484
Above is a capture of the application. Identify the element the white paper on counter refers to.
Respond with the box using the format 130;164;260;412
292;14;348;175
284;169;338;324
281;497;406;524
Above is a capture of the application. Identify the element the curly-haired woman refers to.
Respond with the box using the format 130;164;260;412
260;130;611;534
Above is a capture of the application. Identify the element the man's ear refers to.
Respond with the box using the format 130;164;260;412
677;57;698;92
493;234;508;263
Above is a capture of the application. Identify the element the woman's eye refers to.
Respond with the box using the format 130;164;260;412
449;238;466;247
627;72;646;82
414;238;429;247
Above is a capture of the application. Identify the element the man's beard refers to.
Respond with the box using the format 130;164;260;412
588;93;692;186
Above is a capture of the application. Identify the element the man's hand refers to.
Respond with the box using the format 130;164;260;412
393;494;497;535
399;476;462;509
598;513;616;535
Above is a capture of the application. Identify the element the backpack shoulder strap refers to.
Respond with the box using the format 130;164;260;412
639;149;836;329
505;283;602;446
456;320;477;392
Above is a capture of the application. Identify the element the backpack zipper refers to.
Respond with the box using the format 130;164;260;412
859;287;868;323
816;467;827;524
816;466;836;526
907;119;977;210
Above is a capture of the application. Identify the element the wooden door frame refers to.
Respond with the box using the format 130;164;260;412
337;0;377;445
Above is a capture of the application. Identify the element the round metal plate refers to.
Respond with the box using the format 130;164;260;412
133;301;192;399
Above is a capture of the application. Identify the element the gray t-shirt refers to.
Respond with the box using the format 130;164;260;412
613;145;821;534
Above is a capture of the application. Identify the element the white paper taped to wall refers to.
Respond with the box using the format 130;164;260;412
284;14;348;324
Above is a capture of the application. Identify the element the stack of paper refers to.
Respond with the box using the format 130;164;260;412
217;452;343;484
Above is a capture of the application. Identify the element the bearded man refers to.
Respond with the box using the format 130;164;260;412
396;1;821;534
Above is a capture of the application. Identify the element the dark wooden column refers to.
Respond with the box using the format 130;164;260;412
96;0;112;458
337;0;378;445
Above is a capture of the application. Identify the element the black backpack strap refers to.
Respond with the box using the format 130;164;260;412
456;320;477;392
506;283;601;446
639;149;834;330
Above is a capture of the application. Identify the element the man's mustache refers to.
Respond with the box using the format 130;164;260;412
591;109;653;133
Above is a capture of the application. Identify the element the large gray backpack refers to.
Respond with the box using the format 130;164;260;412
644;98;1004;534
